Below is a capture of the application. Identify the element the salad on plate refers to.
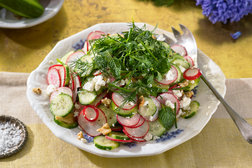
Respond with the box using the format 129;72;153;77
46;23;201;151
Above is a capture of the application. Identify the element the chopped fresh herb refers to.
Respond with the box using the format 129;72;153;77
158;106;176;130
76;23;177;99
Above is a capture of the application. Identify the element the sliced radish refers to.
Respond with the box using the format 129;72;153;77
66;50;85;67
78;107;107;137
47;67;61;87
171;44;187;56
82;41;89;53
184;56;194;67
105;136;134;143
90;91;109;107
123;120;149;138
156;65;178;85
93;70;102;76
157;92;180;114
116;113;140;128
56;65;66;87
87;31;105;41
50;87;73;102
144;96;161;121
69;75;75;91
131;116;145;128
82;105;99;122
183;67;201;80
72;74;81;103
112;92;137;110
126;133;146;142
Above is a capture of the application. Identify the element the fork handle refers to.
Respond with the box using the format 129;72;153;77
200;74;252;144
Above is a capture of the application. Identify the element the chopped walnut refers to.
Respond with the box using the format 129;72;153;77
139;95;145;107
178;80;189;87
33;88;42;95
152;35;157;39
77;131;83;140
97;123;111;135
185;91;194;98
101;97;111;107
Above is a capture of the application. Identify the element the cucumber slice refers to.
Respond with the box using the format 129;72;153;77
54;113;78;129
138;97;157;118
171;55;190;69
111;101;137;117
172;64;183;83
78;90;97;105
183;100;200;119
149;120;166;137
0;0;44;18
98;104;117;127
64;65;70;86
50;93;73;117
61;51;74;64
94;136;120;150
74;55;94;77
184;78;200;91
107;132;130;140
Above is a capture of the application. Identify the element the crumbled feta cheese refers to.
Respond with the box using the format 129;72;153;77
83;75;106;92
46;84;56;95
157;34;165;41
83;81;95;91
94;76;106;91
179;65;186;73
180;96;191;110
118;79;126;86
173;90;183;98
165;100;175;109
165;69;176;81
74;111;79;117
75;103;80;109
144;133;153;141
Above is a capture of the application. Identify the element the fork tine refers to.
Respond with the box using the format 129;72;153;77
179;24;190;35
171;27;181;39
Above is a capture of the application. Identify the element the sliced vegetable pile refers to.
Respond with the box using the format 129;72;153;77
46;23;201;151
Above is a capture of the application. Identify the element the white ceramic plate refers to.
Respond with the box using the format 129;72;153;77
26;23;226;158
0;0;64;29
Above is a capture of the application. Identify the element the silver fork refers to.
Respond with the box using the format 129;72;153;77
167;24;252;144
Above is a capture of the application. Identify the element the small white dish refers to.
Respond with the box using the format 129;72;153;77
0;0;64;29
26;23;226;158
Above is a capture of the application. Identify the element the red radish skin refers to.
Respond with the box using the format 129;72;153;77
157;92;180;114
87;31;105;41
184;56;194;67
77;107;107;137
116;113;141;128
125;133;146;142
82;105;99;122
47;68;61;87
69;75;75;91
50;87;73;102
112;92;137;110
105;136;134;143
183;67;201;80
93;70;102;76
156;65;178;85
82;41;89;53
171;44;187;56
123;120;149;138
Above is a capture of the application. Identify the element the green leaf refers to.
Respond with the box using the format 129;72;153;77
158;106;175;130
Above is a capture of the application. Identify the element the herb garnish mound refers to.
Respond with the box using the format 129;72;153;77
75;23;178;101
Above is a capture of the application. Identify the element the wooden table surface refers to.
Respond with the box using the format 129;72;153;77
0;0;251;78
